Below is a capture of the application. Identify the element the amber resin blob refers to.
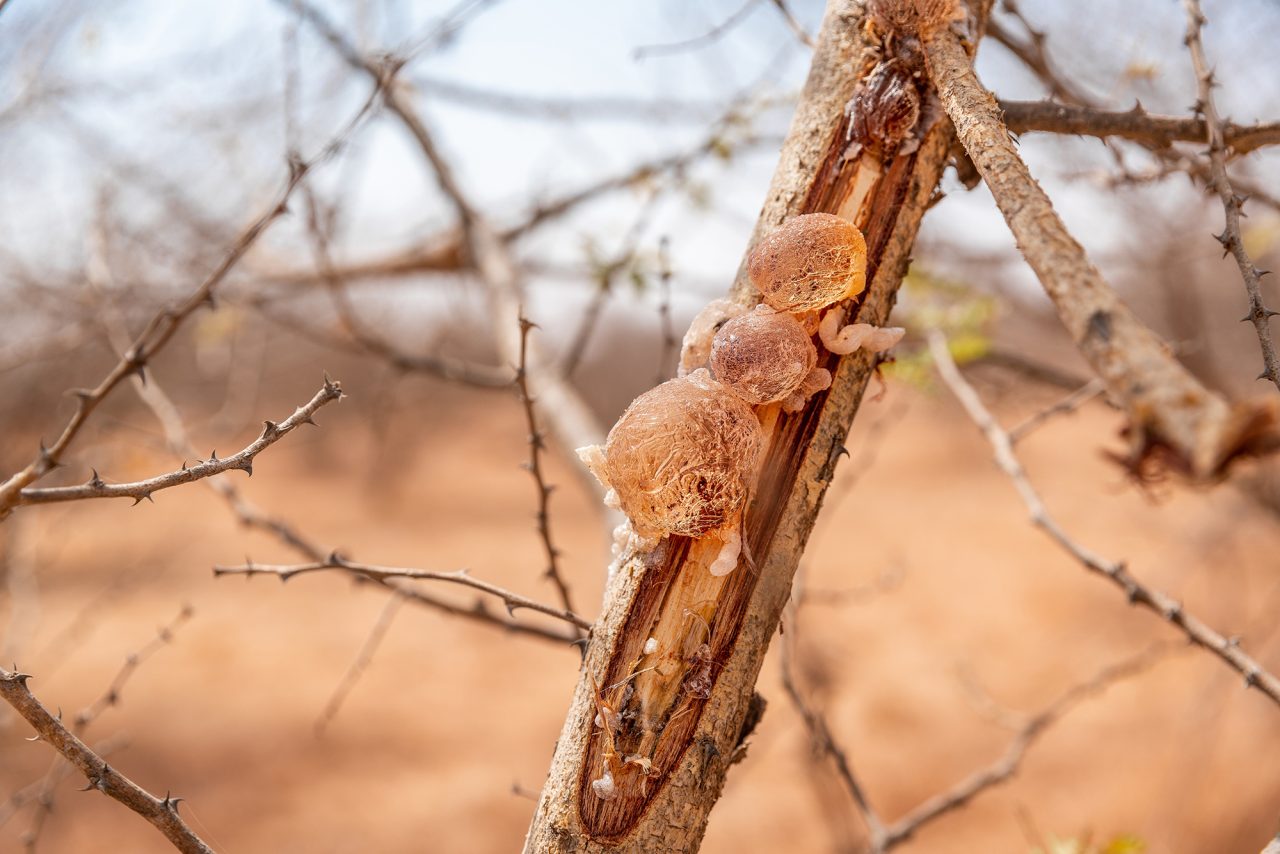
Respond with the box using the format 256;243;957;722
589;370;763;542
746;212;868;313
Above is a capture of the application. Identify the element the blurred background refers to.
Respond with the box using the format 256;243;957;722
1;0;1279;851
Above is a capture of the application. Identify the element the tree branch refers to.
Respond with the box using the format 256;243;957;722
0;76;382;520
212;555;594;631
16;379;343;506
0;667;212;854
929;330;1280;708
874;641;1177;851
1182;0;1280;393
921;21;1277;480
1000;99;1280;156
515;316;579;624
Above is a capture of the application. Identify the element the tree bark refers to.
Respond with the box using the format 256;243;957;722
523;3;988;851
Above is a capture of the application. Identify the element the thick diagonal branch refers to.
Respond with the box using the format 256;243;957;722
922;26;1276;478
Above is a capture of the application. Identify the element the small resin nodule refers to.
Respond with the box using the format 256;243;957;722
746;213;867;313
585;214;903;578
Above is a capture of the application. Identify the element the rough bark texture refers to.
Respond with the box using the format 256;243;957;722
523;3;979;851
924;28;1278;479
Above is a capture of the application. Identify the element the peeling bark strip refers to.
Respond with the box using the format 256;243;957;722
921;25;1279;479
524;3;981;851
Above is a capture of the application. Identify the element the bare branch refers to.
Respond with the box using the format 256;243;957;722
285;0;608;486
0;613;210;854
515;316;579;624
779;615;887;849
986;12;1088;106
213;555;594;631
768;0;815;48
632;0;762;60
1007;378;1105;444
0;76;383;519
874;642;1177;851
922;20;1277;479
1182;0;1280;393
21;606;194;849
929;330;1280;708
1000;100;1280;157
314;592;406;734
16;379;343;506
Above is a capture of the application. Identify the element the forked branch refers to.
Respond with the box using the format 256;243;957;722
921;17;1277;479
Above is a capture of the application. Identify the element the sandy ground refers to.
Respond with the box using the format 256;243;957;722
2;374;1279;854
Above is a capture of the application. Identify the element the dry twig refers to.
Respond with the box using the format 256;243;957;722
0;77;383;520
779;619;887;849
314;592;407;734
633;0;762;60
1000;100;1280;157
213;555;594;631
1007;378;1105;444
873;642;1177;851
1;606;206;854
16;380;342;507
929;330;1280;708
515;317;579;622
1182;0;1280;393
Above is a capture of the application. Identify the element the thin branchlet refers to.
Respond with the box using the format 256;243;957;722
1182;0;1280;393
929;331;1280;708
0;78;384;520
16;381;343;507
213;555;594;632
2;607;205;854
515;315;580;628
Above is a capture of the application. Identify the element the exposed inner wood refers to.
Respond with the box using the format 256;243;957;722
576;58;935;839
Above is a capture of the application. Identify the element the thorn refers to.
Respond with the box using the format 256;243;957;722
5;668;32;685
209;449;218;462
1212;228;1231;248
131;492;154;506
327;550;346;568
261;420;278;439
68;388;94;401
1258;368;1278;382
1232;192;1249;209
1244;669;1260;689
300;415;318;427
1256;269;1273;279
201;290;218;310
239;461;253;477
162;791;184;811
